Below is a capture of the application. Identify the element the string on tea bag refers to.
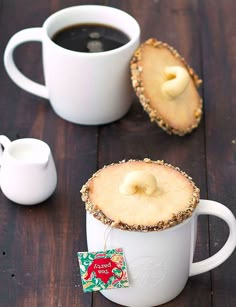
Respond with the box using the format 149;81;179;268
103;225;113;252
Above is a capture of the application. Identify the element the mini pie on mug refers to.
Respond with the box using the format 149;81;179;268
81;159;200;230
130;38;203;136
81;159;236;307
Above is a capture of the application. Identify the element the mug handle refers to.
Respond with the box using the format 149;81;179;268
4;28;49;99
189;199;236;276
0;136;11;166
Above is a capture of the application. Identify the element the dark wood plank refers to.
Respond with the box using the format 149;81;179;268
0;1;103;306
200;0;236;306
94;0;211;306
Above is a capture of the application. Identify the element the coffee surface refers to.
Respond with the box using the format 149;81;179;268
52;23;130;52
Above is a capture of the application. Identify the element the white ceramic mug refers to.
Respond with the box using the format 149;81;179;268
0;136;57;205
4;5;140;125
86;199;236;307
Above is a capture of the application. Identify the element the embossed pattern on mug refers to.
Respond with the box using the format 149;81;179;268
129;257;167;288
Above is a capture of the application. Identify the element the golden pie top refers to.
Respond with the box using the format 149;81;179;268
130;38;203;136
81;159;200;231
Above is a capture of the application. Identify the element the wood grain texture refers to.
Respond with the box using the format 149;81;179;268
200;0;236;306
0;0;235;306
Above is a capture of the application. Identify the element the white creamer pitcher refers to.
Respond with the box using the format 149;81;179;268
0;135;57;205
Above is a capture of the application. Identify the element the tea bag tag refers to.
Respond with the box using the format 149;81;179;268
78;226;129;292
78;248;129;292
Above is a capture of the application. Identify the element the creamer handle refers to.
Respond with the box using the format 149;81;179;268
0;136;11;166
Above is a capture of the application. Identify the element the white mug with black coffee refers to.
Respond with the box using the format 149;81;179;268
4;5;140;125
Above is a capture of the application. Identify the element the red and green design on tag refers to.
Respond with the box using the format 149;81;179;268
78;248;129;292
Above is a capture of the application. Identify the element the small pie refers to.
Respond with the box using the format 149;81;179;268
81;159;200;232
130;38;203;136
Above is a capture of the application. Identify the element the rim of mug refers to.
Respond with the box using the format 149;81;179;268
43;5;141;57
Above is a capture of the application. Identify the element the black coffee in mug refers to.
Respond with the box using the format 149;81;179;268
52;23;130;53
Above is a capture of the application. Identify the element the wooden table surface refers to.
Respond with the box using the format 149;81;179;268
0;0;236;306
